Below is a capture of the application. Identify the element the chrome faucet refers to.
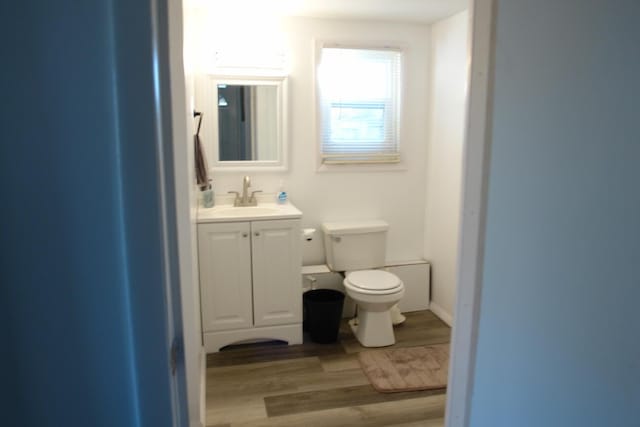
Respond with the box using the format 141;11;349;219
228;175;262;207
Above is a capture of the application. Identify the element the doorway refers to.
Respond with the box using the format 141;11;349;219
167;1;495;426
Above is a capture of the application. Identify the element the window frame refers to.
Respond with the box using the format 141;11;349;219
313;41;406;171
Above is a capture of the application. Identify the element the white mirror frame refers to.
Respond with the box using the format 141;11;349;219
198;74;288;172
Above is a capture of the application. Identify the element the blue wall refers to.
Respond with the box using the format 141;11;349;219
470;1;640;426
0;0;182;425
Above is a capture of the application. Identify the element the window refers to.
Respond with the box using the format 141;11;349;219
317;46;402;164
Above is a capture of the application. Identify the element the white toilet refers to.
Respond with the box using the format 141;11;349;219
322;220;405;347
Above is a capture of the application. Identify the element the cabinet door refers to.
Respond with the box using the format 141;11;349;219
198;222;252;332
251;219;302;327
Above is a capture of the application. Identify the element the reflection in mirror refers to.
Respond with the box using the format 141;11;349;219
217;84;278;161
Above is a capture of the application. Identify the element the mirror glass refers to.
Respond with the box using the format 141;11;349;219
196;75;287;171
217;84;278;161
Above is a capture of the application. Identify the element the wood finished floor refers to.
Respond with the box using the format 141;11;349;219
206;310;451;427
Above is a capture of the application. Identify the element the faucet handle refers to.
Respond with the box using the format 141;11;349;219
227;191;241;205
249;190;262;204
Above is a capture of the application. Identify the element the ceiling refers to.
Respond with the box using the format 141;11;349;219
199;0;469;24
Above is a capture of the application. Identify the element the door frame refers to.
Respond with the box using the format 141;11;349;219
166;0;206;425
445;0;495;426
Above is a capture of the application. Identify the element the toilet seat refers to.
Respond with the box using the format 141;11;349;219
344;270;404;295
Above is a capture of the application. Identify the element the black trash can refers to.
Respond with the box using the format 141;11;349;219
303;289;345;344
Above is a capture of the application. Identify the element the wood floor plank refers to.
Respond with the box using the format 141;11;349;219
208;366;370;399
225;394;446;427
206;357;324;398
207;357;326;398
318;353;361;372
206;395;268;425
207;339;345;367
264;384;447;417
207;356;322;381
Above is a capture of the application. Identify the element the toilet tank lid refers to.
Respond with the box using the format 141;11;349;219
321;220;389;235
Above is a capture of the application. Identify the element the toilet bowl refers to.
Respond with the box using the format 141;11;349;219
343;270;405;347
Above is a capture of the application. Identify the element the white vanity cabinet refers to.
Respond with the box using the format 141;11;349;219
198;218;302;352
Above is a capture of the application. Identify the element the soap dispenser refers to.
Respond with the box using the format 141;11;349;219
277;180;287;204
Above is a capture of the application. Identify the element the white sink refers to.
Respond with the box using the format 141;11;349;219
198;202;302;223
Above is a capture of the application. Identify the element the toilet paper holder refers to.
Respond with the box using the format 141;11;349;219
302;228;316;241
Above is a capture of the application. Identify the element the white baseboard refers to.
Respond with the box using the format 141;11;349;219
429;301;454;327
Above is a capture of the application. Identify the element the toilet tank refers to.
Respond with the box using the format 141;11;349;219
321;220;389;271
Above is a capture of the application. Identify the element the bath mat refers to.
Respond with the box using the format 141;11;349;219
358;344;449;393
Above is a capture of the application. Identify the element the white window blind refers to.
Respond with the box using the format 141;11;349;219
317;47;401;164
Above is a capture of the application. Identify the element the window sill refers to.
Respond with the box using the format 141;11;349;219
317;161;408;173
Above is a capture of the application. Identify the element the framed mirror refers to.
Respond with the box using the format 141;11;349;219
196;75;288;171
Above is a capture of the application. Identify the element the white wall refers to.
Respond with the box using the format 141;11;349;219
192;13;431;266
469;1;640;426
423;11;469;325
